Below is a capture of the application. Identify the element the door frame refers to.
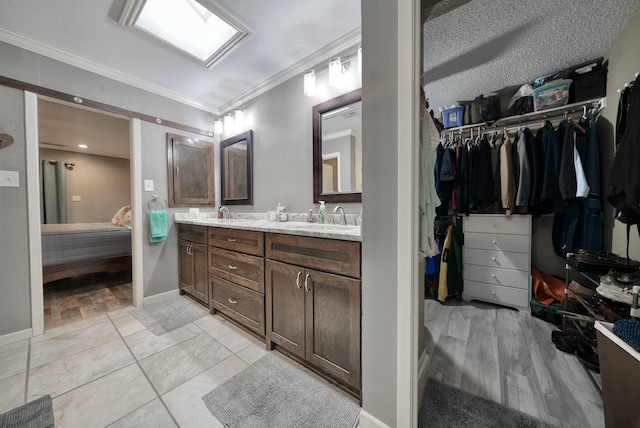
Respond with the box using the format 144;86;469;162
25;91;143;335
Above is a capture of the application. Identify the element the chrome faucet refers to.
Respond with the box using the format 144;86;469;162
218;206;230;219
333;206;346;225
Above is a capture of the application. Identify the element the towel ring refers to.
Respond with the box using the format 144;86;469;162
145;195;167;211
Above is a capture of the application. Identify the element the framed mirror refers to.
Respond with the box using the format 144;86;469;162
313;88;362;203
220;130;253;205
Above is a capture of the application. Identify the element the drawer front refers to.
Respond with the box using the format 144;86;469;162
178;224;207;244
208;227;264;257
463;215;531;236
208;247;264;293
266;233;361;279
464;280;530;309
463;248;529;272
210;275;265;335
463;264;529;289
464;232;530;254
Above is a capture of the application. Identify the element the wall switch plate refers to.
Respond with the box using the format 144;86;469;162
72;195;81;201
189;208;199;213
0;170;19;187
144;179;154;191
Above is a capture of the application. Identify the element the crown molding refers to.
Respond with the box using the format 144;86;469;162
217;27;362;114
0;28;220;114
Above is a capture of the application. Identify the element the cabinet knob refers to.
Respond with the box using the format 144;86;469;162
491;291;496;295
491;257;497;261
296;271;302;289
491;274;496;278
227;238;236;242
228;265;237;270
304;273;311;292
228;297;237;304
492;240;497;245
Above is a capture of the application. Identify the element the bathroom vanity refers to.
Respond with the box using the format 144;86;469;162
175;216;362;394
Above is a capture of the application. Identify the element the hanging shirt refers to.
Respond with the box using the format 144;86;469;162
515;130;531;211
572;132;590;198
419;111;441;258
499;132;515;215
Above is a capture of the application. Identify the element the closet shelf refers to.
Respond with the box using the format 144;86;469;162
443;97;605;134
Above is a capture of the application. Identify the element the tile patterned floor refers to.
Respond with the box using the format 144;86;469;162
0;297;275;427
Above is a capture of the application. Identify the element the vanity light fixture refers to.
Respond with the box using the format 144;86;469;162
78;144;88;149
224;114;234;134
304;70;316;97
214;119;224;135
329;57;342;87
234;108;245;130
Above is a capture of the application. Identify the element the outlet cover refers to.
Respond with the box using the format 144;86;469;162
72;195;81;201
0;170;19;187
144;179;154;191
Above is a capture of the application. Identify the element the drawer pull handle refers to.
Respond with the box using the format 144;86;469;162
228;265;237;270
296;271;302;289
491;257;497;261
228;298;237;304
304;273;311;292
227;238;237;242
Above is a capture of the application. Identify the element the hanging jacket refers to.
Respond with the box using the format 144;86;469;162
514;130;531;211
537;121;563;214
478;136;495;207
499;132;515;215
419;111;442;258
558;121;578;200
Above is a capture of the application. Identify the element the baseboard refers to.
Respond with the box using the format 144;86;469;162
143;289;180;305
417;349;430;404
0;328;33;346
358;410;392;428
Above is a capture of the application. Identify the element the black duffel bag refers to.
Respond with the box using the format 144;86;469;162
470;95;501;124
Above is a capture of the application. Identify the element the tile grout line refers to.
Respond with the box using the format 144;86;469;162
106;314;181;428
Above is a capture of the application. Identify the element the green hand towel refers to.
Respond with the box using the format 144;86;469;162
149;209;167;242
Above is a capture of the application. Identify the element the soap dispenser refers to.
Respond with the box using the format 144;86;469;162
318;201;326;224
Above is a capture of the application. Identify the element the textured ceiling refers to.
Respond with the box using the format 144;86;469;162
422;0;640;112
0;0;361;113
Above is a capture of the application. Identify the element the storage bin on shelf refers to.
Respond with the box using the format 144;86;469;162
532;79;572;111
442;106;465;128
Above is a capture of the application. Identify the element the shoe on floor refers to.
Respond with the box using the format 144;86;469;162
597;282;633;305
568;280;594;297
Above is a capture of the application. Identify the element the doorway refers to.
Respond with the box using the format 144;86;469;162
26;93;143;334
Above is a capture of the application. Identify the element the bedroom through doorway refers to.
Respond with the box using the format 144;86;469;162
37;98;134;330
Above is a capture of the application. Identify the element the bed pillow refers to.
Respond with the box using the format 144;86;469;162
112;205;132;229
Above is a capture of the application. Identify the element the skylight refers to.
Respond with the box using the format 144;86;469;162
119;0;250;68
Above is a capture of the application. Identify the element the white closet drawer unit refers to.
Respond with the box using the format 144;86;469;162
464;214;530;236
464;232;530;253
464;248;529;271
464;280;530;309
463;264;529;290
463;214;532;309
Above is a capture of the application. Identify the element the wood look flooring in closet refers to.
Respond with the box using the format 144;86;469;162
424;298;604;428
43;271;132;330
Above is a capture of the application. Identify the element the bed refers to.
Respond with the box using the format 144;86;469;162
41;222;132;283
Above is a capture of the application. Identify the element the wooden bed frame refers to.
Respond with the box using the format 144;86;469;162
43;255;132;283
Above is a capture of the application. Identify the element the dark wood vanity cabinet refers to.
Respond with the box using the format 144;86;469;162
266;234;361;391
178;225;209;305
209;228;266;336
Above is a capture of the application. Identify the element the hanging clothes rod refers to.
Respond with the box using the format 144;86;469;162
616;72;639;93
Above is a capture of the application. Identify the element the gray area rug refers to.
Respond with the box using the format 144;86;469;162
129;295;208;335
419;378;554;428
202;352;360;428
0;395;54;428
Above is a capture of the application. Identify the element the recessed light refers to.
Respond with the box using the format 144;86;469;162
78;144;88;149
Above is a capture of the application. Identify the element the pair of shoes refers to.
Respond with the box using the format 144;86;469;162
568;280;594;298
597;282;634;305
574;249;640;272
576;343;600;372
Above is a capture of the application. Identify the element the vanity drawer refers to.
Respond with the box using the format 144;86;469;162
464;232;530;254
463;248;529;272
463;264;529;289
463;214;531;236
464;280;529;309
178;224;207;244
208;227;264;256
208;247;264;294
210;275;265;335
266;233;361;279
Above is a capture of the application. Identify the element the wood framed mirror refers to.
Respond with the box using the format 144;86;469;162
313;88;362;203
220;130;253;205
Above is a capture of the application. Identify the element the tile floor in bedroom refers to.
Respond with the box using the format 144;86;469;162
0;299;281;427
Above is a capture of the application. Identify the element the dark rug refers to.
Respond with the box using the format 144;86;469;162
0;395;54;428
202;352;360;428
419;378;554;428
129;295;208;335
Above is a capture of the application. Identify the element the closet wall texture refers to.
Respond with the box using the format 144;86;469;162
606;9;640;261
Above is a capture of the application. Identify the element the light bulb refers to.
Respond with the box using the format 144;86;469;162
304;70;316;97
235;109;245;130
329;57;342;87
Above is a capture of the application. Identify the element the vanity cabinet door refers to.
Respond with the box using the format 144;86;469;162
305;269;361;389
266;260;306;359
178;240;209;305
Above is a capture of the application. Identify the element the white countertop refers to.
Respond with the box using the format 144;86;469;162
174;215;362;242
595;321;640;363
